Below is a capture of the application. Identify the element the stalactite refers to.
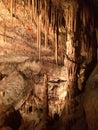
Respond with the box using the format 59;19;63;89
44;0;47;39
49;0;52;23
74;17;76;32
33;0;37;22
85;8;88;24
23;0;26;15
69;7;71;31
36;0;39;13
34;0;37;16
38;14;41;60
14;0;17;15
65;8;68;32
3;21;6;42
36;0;39;50
11;0;13;24
32;0;34;21
45;23;48;49
73;2;78;32
28;0;31;21
37;15;39;49
56;9;59;61
54;8;58;64
51;6;53;27
83;8;86;26
28;0;30;9
35;0;42;60
36;0;40;15
71;6;73;32
20;0;23;5
55;31;57;64
45;0;48;49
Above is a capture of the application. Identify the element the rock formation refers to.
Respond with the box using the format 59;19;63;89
0;0;98;130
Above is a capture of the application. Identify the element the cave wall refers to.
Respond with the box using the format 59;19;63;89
31;0;97;90
59;0;97;128
31;0;97;129
1;0;98;130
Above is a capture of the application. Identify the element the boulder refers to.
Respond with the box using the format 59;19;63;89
0;71;33;110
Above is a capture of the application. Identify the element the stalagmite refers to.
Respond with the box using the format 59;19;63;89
37;15;39;49
42;74;48;129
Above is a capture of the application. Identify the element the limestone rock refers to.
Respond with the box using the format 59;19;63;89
0;63;16;76
0;71;33;110
17;60;42;75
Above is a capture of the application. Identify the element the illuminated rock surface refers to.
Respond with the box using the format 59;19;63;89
0;0;98;130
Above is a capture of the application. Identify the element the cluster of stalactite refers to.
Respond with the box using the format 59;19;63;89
57;0;97;126
3;0;66;64
1;1;97;129
2;0;97;67
32;0;65;63
76;0;97;87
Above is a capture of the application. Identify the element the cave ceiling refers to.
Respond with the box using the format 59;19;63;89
47;0;98;28
93;0;98;28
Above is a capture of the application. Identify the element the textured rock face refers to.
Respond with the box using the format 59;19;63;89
0;104;22;130
0;71;33;110
0;0;97;130
84;89;98;130
83;65;98;130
